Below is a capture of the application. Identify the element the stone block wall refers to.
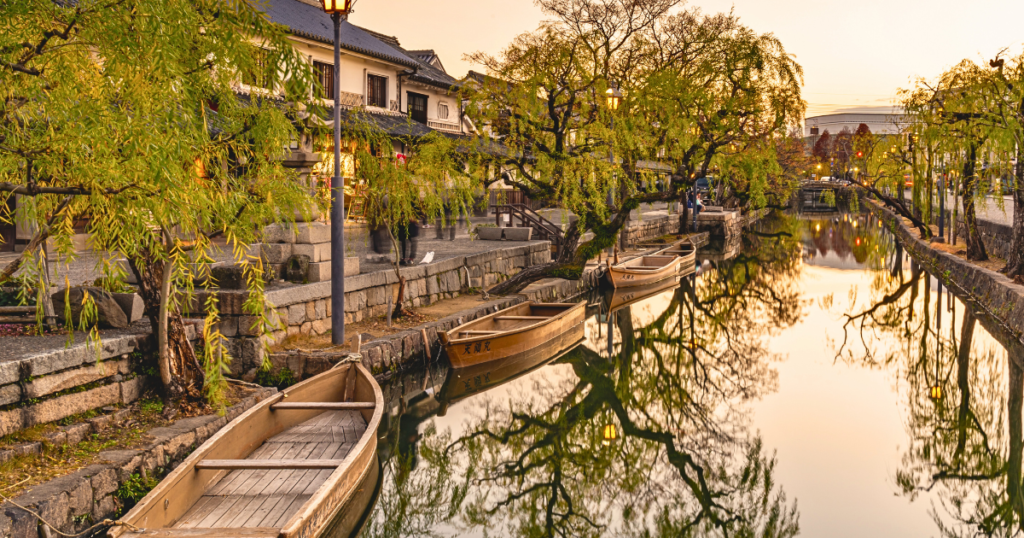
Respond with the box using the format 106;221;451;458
952;213;1014;260
268;270;604;381
189;242;552;375
0;333;157;438
869;200;1024;348
0;388;276;538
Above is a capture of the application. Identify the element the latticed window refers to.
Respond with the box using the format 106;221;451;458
242;47;270;89
314;62;334;100
367;75;387;108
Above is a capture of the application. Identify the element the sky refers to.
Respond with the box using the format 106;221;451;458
353;0;1024;119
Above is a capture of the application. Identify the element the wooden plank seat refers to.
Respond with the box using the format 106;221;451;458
195;460;344;470
173;410;367;530
494;316;548;321
270;402;375;410
459;330;502;335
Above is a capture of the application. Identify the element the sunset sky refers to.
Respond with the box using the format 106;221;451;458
354;0;1024;118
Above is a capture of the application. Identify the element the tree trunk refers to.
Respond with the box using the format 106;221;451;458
961;144;988;261
954;309;976;457
1007;342;1024;529
129;251;204;405
1003;154;1024;281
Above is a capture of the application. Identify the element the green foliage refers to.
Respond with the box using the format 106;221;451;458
0;0;320;408
255;367;297;389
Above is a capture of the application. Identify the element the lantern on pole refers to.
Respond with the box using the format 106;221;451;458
602;424;617;446
320;0;354;13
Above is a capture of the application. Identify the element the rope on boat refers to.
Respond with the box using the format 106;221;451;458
331;353;362;369
0;492;140;537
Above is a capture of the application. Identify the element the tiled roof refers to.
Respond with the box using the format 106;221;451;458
261;0;419;68
392;45;460;92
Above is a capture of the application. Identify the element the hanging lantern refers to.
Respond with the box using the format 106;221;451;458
929;385;943;400
602;424;617;446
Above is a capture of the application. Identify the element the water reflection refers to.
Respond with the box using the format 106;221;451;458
356;210;1022;537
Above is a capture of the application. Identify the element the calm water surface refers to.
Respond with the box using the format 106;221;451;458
352;210;1021;537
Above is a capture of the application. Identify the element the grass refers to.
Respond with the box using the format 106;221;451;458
0;387;252;499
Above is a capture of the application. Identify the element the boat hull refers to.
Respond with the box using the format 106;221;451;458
442;301;586;369
440;322;585;404
112;362;383;538
606;256;684;288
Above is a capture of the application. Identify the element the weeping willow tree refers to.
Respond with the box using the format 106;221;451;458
465;0;804;295
0;0;317;410
344;115;483;316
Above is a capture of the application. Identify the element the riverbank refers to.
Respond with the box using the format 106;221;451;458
865;198;1024;348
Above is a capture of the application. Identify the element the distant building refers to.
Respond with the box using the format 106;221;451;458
804;112;908;144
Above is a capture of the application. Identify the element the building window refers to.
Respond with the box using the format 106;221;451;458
314;62;334;100
408;92;427;124
367;74;388;108
242;46;270;88
437;102;449;120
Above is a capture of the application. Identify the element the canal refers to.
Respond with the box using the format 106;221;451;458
349;210;1022;537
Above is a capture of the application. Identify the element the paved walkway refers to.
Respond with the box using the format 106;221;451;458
943;193;1015;227
1;204;687;288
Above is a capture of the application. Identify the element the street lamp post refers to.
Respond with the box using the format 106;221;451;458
320;0;355;345
605;82;622;258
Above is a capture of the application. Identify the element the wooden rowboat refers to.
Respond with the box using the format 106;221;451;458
110;361;383;538
438;322;585;409
607;277;681;313
606;255;683;288
439;301;586;369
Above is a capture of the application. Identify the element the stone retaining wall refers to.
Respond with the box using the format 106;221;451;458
189;243;552;376
0;333;154;438
0;387;277;538
955;214;1014;260
868;200;1024;348
268;272;604;381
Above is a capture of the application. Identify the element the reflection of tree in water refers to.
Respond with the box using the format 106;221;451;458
833;242;1024;536
422;214;809;537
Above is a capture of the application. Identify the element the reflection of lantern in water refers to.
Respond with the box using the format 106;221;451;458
815;223;821;232
855;237;861;246
602;424;617;446
929;385;943;400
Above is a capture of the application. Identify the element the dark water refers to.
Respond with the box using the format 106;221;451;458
349;210;1023;537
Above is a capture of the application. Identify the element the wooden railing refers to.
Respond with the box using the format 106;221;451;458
494;203;565;251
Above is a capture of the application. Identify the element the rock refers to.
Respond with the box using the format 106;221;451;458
111;293;144;323
284;255;311;283
242;368;258;383
211;265;246;289
52;287;129;328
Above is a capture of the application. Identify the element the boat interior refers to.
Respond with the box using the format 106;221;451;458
451;302;577;340
620;255;678;270
173;408;369;530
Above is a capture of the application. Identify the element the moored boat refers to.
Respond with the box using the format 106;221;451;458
438;322;585;408
439;301;587;369
110;361;383;538
607;277;681;313
605;255;683;288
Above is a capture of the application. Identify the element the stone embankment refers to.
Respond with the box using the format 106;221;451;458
0;206;772;537
189;242;552;376
866;199;1024;348
0;387;276;537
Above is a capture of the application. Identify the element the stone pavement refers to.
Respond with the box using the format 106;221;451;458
1;204;683;288
943;193;1015;227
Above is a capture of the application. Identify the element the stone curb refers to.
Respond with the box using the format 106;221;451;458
268;270;604;381
866;199;1024;348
